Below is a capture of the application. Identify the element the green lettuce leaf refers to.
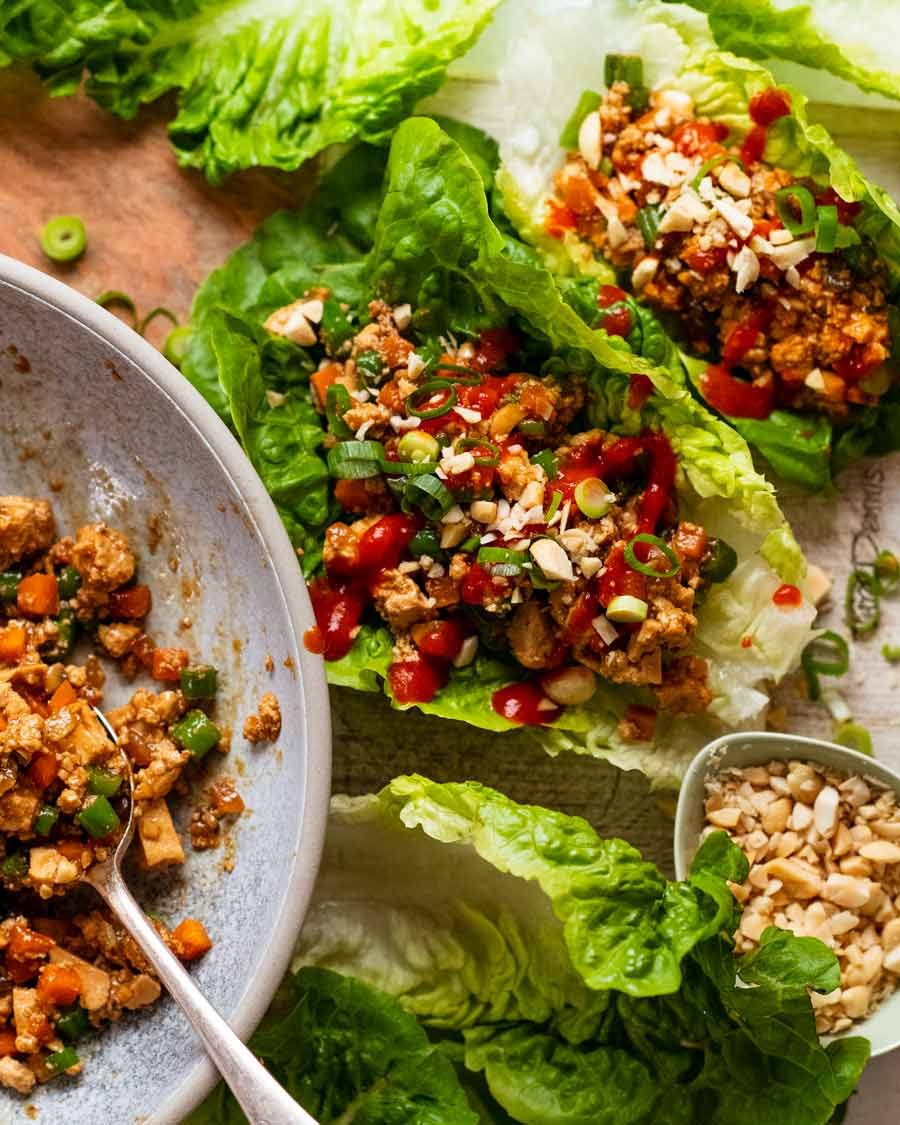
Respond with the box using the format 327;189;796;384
293;776;869;1125
185;966;479;1124
1;0;500;182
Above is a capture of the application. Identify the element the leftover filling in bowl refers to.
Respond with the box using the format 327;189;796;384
0;496;237;1092
281;294;742;737
548;67;893;419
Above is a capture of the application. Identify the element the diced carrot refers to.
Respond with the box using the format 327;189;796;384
107;585;152;619
6;957;39;985
8;925;54;961
0;625;26;664
0;1029;16;1057
26;751;58;790
151;647;189;682
36;964;81;1008
333;478;372;513
56;840;88;863
310;362;343;410
0;714;6;732
172;918;212;961
48;680;78;714
16;573;59;618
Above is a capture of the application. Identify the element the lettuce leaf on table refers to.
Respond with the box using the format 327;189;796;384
284;776;868;1125
435;0;900;489
0;0;500;182
185;117;816;787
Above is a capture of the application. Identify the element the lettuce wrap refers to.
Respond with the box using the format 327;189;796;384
183;117;817;787
428;0;900;490
189;776;869;1124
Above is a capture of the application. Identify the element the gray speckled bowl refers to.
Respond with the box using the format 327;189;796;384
0;255;331;1122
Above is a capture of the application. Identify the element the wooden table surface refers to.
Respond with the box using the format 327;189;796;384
3;68;900;1121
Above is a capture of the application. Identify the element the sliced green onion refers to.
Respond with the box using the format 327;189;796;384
517;420;547;436
320;297;355;353
46;1046;79;1073
95;290;139;329
775;185;816;235
801;630;849;702
327;440;384;480
604;53;644;89
491;563;523;578
171;710;221;758
87;767;122;797
56;1005;90;1043
559;89;602;150
41;215;87;263
0;570;21;602
815;204;839;253
138;307;178;337
460;535;481;553
44;607;77;662
636;205;662;249
875;549;900;595
325;384;353;439
354;350;385;389
33;804;60;836
531;449;558;479
398;431;441;464
180;665;218;699
410;529;443;558
833;720;873;757
406;380;457;420
845;567;880;637
883;643;900;663
606;595;649;623
692;153;742;190
1;853;27;880
574;478;614;519
545;490;563;524
435;363;483;385
623;534;680;579
76;795;120;839
57;566;81;600
163;324;193;368
702;539;738;584
404;474;455;521
455;436;500;467
478;547;529;567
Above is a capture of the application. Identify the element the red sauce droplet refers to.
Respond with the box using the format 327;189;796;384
303;626;325;655
772;583;803;608
414;618;469;663
460;562;496;606
598;284;629;309
308;578;366;662
683;245;728;274
749;88;791;127
388;656;448;704
601;305;632;338
701;365;775;420
545;201;577;239
722;303;775;367
491;681;562;726
741;635;753;649
740;124;767;166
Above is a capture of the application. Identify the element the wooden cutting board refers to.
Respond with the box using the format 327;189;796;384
3;67;900;1121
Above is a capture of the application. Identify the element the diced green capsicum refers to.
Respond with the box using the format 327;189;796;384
171;710;220;758
56;1004;90;1042
76;795;120;839
1;853;27;880
0;571;21;602
33;804;60;836
87;767;123;797
46;1046;79;1072
56;566;82;599
179;665;218;699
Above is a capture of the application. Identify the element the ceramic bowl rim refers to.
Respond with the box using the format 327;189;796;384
0;253;332;1119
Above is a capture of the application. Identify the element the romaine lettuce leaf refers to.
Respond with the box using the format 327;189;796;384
291;776;869;1125
184;966;479;1124
1;0;500;182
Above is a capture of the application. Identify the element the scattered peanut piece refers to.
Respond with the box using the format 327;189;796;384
702;758;900;1034
242;692;281;743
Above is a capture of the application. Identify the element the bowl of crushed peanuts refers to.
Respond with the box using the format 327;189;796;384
675;730;900;1056
0;255;331;1121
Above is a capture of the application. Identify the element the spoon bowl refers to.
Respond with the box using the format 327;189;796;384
674;730;900;1057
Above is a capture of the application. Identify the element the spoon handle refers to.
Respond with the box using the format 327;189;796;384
94;865;317;1125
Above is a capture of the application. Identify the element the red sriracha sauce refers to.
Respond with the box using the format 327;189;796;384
742;88;791;166
303;626;325;655
357;513;419;579
545;201;577;239
491;681;562;726
308;578;366;661
772;583;803;609
722;303;775;367
414;618;470;663
598;284;632;338
701;365;775;420
389;656;449;704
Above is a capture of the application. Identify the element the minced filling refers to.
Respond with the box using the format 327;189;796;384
269;293;747;737
548;79;892;419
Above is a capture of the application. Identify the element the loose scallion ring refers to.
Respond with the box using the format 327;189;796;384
406;379;457;419
815;204;838;254
96;290;139;330
455;435;501;467
41;215;87;263
623;533;680;579
692;153;743;191
435;363;483;385
775;185;816;235
327;440;385;479
845;567;881;637
875;549;900;595
138;306;178;337
403;474;455;521
801;630;849;702
477;546;529;567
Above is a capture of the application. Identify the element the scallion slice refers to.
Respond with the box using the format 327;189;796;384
636;204;662;249
138;306;178;337
435;363;483;385
455;436;500;467
544;490;563;524
406;380;457;419
833;720;873;756
801;630;849;702
517;420;546;436
531;449;559;479
845;567;880;637
606;595;649;623
96;290;139;329
815;204;839;253
692;153;742;190
325;384;353;439
327;441;384;480
573;478;614;519
775;185;816;235
624;534;680;579
41;215;87;263
404;474;455;521
478;547;529;567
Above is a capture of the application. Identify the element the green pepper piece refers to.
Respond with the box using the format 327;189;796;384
180;665;218;699
87;767;122;797
702;539;738;584
46;1046;79;1072
530;449;559;480
0;571;21;603
57;566;82;599
171;710;221;758
2;853;28;880
56;1004;90;1043
34;804;60;836
76;795;120;839
409;529;442;558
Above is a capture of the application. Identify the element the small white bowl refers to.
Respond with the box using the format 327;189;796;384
675;730;900;1057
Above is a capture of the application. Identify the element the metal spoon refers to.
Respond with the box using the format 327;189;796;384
86;707;318;1125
